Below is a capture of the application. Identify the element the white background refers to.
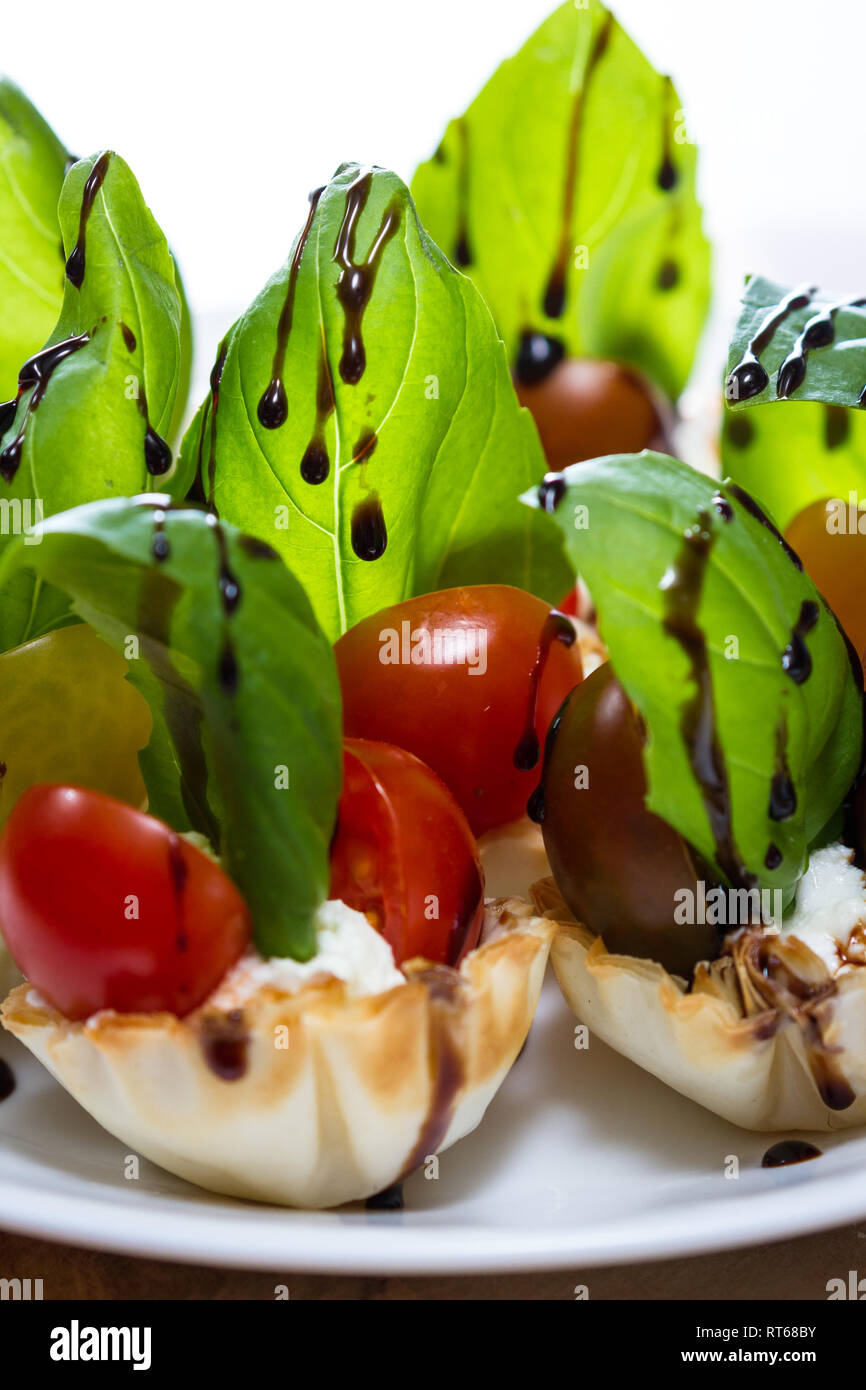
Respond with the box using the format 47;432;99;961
5;0;864;389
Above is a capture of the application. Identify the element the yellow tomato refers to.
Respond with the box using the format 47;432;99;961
0;624;150;828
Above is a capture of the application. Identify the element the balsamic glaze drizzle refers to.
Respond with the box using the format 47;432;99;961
769;709;796;823
203;338;229;505
657;75;678;191
513;612;576;770
543;10;614;319
0;332;91;481
660;508;757;889
776;298;866;399
257;187;325;429
781;600;819;686
299;349;335;485
334;171;402;385
726;285;816;401
453;119;472;267
725;482;803;571
65;152;112;288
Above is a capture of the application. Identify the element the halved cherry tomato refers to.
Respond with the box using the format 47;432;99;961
329;739;484;967
0;786;250;1019
334;586;584;836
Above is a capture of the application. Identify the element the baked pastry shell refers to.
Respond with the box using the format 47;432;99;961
1;901;553;1208
537;876;866;1132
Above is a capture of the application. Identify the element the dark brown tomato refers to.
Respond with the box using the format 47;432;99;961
538;663;718;975
514;357;674;471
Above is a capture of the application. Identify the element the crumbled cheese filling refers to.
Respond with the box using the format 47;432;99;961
207;898;406;1007
781;843;866;972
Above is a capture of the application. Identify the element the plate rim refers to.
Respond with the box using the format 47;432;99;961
1;1164;864;1274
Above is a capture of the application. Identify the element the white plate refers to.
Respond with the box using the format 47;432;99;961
2;972;865;1274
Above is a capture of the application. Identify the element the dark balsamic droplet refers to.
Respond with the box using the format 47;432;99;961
144;426;172;476
351;493;387;560
782;599;819;685
120;321;137;353
365;1182;404;1211
200;1010;248;1080
765;843;782;870
151;508;170;562
542;11;614;320
218;638;240;696
526;783;546;824
0;1058;15;1102
711;491;734;522
727;357;769;401
776;354;806;399
513;612;576;770
657;259;680;291
824;404;850;451
514;330;565;386
300;441;330;484
65;151;112;288
726;415;754;449
538;472;567;513
657;158;677;192
257;379;288;429
761;1140;821;1168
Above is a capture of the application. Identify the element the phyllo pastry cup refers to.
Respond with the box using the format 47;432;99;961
1;900;553;1208
535;876;866;1132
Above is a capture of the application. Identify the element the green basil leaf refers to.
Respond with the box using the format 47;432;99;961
522;451;863;895
721;395;866;534
0;151;192;652
179;162;571;642
0;81;67;390
723;275;866;530
0;496;342;960
411;0;711;402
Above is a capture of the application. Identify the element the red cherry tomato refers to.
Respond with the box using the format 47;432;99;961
334;586;583;836
329;739;484;967
0;786;251;1019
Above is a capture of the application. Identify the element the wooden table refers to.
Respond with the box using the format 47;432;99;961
2;1222;862;1299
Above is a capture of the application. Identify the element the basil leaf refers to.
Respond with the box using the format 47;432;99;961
411;0;710;402
179;162;570;642
722;395;866;534
0;496;342;960
0;151;192;652
0;81;67;391
522;452;863;895
723;275;866;529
